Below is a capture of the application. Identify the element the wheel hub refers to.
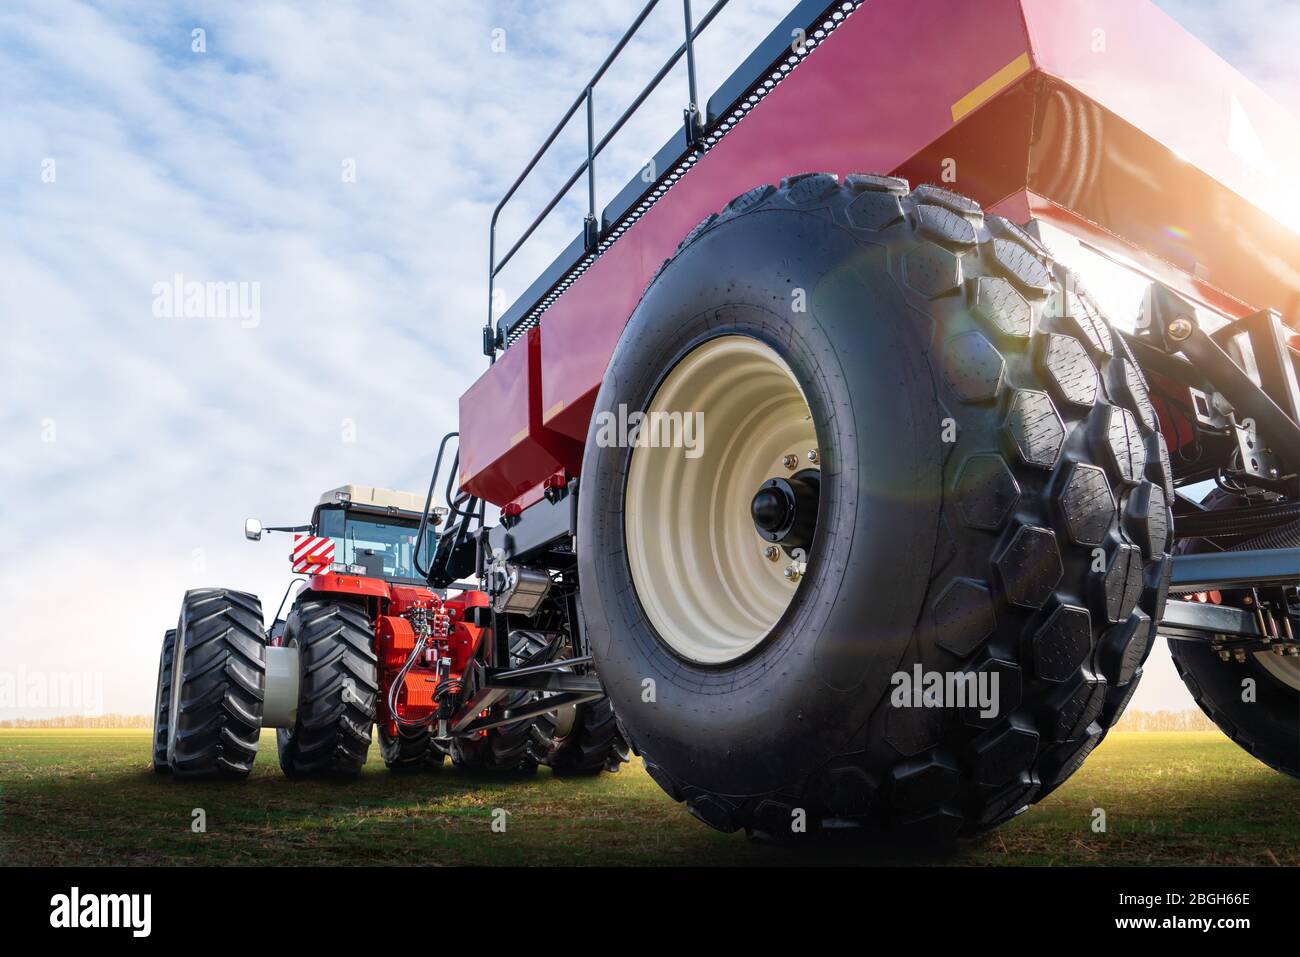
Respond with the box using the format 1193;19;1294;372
751;470;819;548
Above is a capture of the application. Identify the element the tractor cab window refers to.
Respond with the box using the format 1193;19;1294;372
315;507;437;583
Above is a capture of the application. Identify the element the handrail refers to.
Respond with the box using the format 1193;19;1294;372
485;0;731;361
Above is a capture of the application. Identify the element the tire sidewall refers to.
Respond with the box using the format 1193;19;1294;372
277;597;317;769
165;607;188;767
1172;637;1299;765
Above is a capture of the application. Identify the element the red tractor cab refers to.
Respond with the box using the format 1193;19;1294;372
247;484;455;643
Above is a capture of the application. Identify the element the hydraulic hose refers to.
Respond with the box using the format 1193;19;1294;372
1169;520;1300;595
1228;517;1300;552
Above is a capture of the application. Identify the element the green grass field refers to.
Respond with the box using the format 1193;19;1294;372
0;729;1295;866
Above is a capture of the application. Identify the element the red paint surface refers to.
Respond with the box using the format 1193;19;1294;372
459;0;1300;506
538;0;1030;449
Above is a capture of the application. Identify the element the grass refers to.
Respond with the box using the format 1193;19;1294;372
0;729;1295;866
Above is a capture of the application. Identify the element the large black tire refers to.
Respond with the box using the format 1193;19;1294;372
277;598;378;777
168;589;266;779
577;173;1172;839
1168;493;1299;777
449;631;548;773
379;725;447;771
532;698;630;775
151;629;176;773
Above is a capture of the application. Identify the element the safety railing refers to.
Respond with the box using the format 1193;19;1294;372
484;0;732;360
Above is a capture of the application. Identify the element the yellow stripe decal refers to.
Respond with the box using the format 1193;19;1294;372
544;399;566;423
510;428;528;447
951;52;1031;122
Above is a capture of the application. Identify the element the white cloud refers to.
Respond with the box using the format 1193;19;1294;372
0;0;798;717
2;0;1288;718
1153;0;1300;114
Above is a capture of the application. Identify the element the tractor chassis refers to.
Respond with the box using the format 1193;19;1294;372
448;655;604;735
1164;549;1300;660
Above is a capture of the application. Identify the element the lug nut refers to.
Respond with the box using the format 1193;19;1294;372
807;449;819;464
1167;316;1194;341
782;454;798;469
783;565;801;582
764;545;780;562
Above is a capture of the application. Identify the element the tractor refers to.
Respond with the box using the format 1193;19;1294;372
151;482;628;778
439;0;1300;842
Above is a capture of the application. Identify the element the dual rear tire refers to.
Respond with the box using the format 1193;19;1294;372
152;591;379;779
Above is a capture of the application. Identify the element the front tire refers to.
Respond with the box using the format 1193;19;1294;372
151;629;176;773
277;598;378;777
578;173;1172;839
168;589;266;779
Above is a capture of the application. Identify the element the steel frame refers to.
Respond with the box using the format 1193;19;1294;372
485;0;735;358
449;656;604;735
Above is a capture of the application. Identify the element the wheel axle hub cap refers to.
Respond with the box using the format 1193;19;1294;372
751;470;819;548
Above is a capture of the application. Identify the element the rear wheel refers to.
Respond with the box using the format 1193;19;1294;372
1168;493;1299;777
379;725;447;771
532;697;630;775
578;173;1172;839
277;598;378;777
449;631;548;774
151;629;176;773
168;589;266;779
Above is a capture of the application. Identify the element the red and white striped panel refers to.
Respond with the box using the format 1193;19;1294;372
292;534;335;574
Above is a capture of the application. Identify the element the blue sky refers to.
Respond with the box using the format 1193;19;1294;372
1;0;1296;718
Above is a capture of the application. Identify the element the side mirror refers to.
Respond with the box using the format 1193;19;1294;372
244;518;263;541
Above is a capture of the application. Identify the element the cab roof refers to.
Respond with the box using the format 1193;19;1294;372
318;485;434;517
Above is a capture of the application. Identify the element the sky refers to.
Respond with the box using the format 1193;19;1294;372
1;0;1297;720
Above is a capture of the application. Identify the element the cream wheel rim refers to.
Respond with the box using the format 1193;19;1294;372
1255;649;1300;692
624;335;819;665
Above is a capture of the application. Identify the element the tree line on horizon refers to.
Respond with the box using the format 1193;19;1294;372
1;710;1217;731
